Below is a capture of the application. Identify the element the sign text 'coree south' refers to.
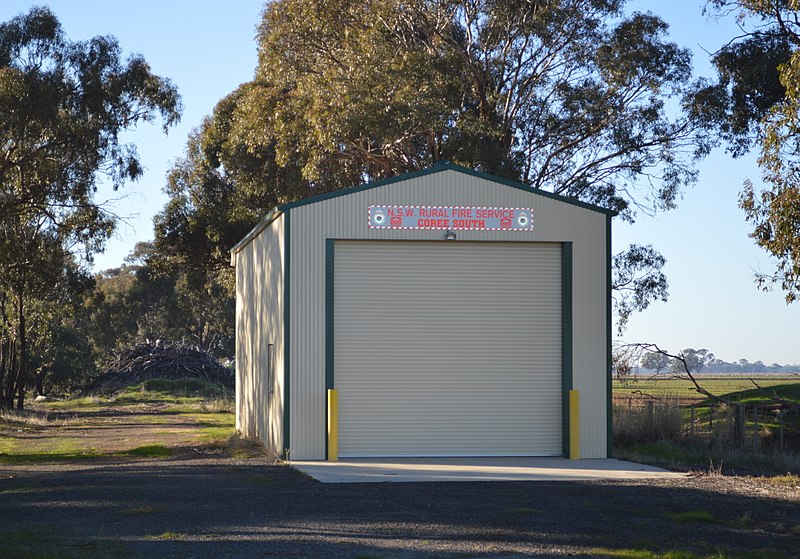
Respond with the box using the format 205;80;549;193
368;205;534;231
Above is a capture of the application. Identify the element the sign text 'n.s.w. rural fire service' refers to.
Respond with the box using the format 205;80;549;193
368;205;534;231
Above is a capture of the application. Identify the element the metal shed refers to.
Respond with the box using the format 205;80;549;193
231;163;614;461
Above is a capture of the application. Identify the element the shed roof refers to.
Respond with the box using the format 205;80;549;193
230;162;616;258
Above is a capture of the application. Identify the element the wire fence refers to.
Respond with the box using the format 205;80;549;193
613;395;799;453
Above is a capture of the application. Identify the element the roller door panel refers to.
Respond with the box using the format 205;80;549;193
334;241;562;457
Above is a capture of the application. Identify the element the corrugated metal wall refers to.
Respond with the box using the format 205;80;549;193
334;241;563;457
285;169;608;460
235;214;285;454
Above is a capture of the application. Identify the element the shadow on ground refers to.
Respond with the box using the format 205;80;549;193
1;457;798;558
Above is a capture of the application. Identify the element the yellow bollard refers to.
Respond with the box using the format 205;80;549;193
569;389;580;460
327;388;338;461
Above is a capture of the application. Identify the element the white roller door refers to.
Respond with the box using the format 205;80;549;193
334;241;562;457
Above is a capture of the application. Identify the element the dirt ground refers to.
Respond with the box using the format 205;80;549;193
1;403;799;558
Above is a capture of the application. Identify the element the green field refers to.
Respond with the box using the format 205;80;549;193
613;375;800;400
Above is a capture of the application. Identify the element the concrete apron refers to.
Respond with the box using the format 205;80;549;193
290;457;687;483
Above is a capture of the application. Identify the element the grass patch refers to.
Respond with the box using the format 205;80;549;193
148;531;187;541
186;412;234;425
112;379;229;404
0;437;100;464
763;474;800;486
0;526;129;558
588;549;790;559
120;444;172;458
0;486;41;495
185;411;235;444
140;377;224;395
613;376;800;400
0;451;100;464
195;426;235;444
588;550;701;559
41;379;231;411
44;396;103;410
615;441;709;470
664;510;718;524
723;383;800;406
616;440;800;475
1;381;236;463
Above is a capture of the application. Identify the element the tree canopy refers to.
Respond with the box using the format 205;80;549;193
156;0;716;340
244;0;711;219
700;0;800;302
0;7;180;407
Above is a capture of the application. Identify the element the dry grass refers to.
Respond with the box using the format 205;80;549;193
613;397;684;444
226;432;276;460
0;409;74;429
200;397;235;413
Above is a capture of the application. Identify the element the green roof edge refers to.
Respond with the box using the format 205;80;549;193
279;162;618;216
230;206;283;258
230;162;618;257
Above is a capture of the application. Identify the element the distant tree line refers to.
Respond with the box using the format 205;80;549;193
639;348;800;375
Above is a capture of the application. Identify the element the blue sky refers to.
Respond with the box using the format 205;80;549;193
1;1;797;365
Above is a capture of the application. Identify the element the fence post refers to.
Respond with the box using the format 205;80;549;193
753;406;760;451
646;400;654;438
690;406;696;439
734;405;745;448
779;410;785;453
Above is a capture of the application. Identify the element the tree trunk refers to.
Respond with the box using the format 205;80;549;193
14;293;26;410
34;370;44;398
0;333;6;410
4;339;17;409
0;293;7;410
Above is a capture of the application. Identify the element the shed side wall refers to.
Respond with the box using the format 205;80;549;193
288;169;608;460
235;213;284;453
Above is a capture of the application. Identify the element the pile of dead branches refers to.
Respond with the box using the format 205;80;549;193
84;341;234;394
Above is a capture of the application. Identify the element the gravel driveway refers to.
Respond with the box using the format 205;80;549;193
1;453;798;558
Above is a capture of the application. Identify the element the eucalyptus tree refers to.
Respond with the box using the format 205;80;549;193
160;0;715;335
248;0;712;217
153;86;308;358
0;7;180;407
253;0;711;322
699;1;800;302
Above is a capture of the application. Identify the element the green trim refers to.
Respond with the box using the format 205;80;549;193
606;215;614;458
324;239;335;459
277;163;617;217
283;210;291;457
230;206;282;256
561;242;573;458
231;163;618;259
